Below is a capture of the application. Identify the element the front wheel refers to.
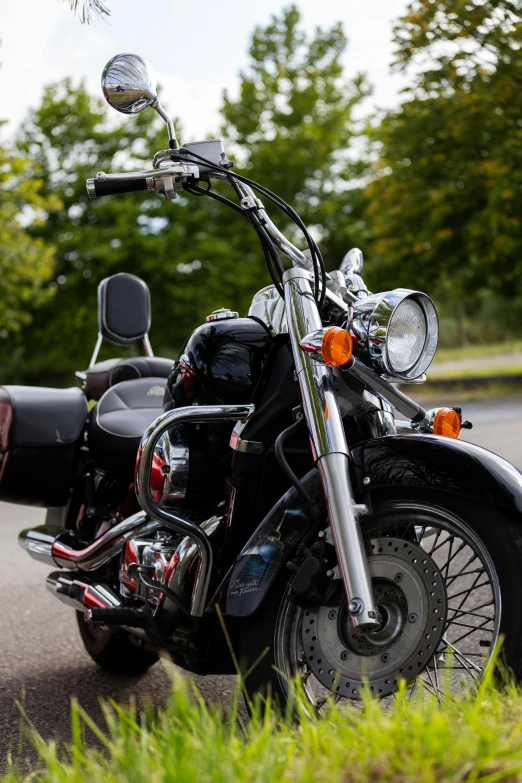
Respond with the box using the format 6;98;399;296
239;492;522;711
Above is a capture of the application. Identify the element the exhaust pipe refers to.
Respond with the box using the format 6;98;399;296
19;510;159;571
46;570;122;611
47;571;151;640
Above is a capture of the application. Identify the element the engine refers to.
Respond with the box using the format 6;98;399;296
118;515;224;615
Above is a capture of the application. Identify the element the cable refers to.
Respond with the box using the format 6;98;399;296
274;417;312;505
183;148;325;304
228;171;326;307
184;183;246;217
173;148;327;306
226;171;285;296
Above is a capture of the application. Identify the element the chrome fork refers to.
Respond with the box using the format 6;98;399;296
283;267;379;629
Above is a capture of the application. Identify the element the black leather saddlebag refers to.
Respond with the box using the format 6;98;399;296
0;386;88;506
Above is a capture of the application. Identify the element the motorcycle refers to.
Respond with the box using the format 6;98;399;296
9;52;522;711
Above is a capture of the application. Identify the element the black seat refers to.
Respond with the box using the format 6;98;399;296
84;356;173;401
89;377;167;472
81;273;173;401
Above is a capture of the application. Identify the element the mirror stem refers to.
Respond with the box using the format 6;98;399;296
154;102;178;150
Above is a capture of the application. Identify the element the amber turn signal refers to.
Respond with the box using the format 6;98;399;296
433;407;461;439
321;327;353;367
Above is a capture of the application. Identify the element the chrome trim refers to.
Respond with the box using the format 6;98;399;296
248;285;287;336
88;332;103;368
238;181;353;308
101;51;177;144
283;267;378;629
46;571;149;641
86;179;96;198
345;357;426;423
382;373;427;385
364;406;397;438
18;527;56;565
229;420;264;453
299;326;352;365
153;100;176;147
156;424;190;505
299;327;327;362
53;510;158;571
167;515;223;608
47;571;122;612
317;455;377;630
102;53;158;115
352;288;438;381
19;511;159;571
142;333;154;357
340;247;364;276
136;404;255;616
283;268;348;458
93;163;199;184
397;407;457;434
394;419;417;434
339;248;369;299
205;308;239;322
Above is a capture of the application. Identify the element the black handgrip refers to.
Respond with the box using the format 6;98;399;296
86;177;150;198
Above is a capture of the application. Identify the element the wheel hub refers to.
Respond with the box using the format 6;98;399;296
301;537;447;699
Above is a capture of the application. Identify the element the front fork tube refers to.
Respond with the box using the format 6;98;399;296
283;268;379;630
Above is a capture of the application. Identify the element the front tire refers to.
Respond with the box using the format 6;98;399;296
238;492;522;710
76;611;159;675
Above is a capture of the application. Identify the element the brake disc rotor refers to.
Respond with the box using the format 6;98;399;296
301;537;447;699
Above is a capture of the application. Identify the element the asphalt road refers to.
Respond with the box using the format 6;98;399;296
1;396;522;768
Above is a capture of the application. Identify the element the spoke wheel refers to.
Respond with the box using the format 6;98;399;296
274;502;501;711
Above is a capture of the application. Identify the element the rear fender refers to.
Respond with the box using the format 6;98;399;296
219;434;522;617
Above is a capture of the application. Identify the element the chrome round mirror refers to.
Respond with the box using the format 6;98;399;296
101;53;158;115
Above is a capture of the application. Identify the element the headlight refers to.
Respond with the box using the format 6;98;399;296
351;288;438;380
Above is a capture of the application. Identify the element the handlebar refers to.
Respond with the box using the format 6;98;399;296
85;162;354;309
86;177;153;198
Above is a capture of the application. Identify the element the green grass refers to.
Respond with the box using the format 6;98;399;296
429;363;522;380
5;664;522;783
434;341;522;364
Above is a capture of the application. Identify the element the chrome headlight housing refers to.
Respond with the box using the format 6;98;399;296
351;289;438;380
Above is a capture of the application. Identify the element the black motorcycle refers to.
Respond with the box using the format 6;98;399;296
9;53;522;711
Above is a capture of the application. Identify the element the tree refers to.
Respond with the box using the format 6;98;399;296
7;6;370;383
0;127;59;339
221;5;371;266
11;80;217;380
67;0;109;24
364;1;522;307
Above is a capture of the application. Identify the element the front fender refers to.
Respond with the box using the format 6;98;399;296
353;434;522;514
220;434;522;617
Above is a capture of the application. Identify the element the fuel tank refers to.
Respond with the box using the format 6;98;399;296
165;316;273;406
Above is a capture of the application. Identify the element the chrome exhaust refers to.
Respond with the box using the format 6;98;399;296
46;570;122;611
19;510;159;571
46;570;150;640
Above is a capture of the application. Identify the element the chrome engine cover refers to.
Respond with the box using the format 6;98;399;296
153;424;190;507
119;515;224;613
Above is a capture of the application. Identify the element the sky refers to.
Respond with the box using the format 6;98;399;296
0;0;411;142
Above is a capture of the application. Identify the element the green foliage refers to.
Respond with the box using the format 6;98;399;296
364;1;522;307
66;0;110;24
222;5;371;264
3;6;369;383
0;128;59;338
6;3;522;380
5;669;522;782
